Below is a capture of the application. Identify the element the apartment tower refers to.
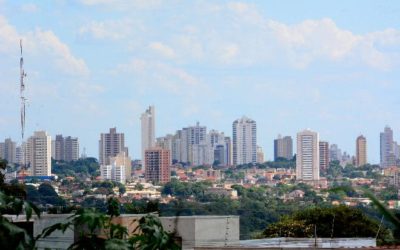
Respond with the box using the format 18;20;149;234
141;106;156;165
99;128;127;165
296;129;319;181
274;135;293;161
356;135;367;167
232;116;257;165
319;141;329;172
145;148;171;184
26;131;52;176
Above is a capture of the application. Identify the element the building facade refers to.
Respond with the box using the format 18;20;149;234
296;129;319;181
232;117;257;165
99;127;127;165
26;131;52;176
380;126;396;168
356;135;367;167
319;141;329;172
145;148;171;184
0;138;17;164
141;106;156;165
273;135;293;161
53;135;79;162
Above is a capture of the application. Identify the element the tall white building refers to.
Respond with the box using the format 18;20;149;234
100;161;126;184
0;138;16;164
232;116;257;165
141;106;156;164
26;131;52;176
380;126;396;168
296;129;319;181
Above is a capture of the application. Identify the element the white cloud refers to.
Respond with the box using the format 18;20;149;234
78;19;140;40
148;42;175;58
114;59;203;95
0;15;89;76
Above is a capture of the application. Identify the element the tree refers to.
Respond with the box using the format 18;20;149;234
263;205;392;243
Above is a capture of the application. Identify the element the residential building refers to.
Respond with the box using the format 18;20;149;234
380;126;396;168
100;162;126;184
53;135;79;162
319;141;329;172
329;144;342;162
232;116;257;165
26;131;52;176
296;129;319;181
109;152;132;181
356;135;367;167
274;135;293;161
99;128;127;165
257;146;264;164
224;137;232;166
145;148;171;184
179;122;207;165
1;138;16;164
141;106;156;165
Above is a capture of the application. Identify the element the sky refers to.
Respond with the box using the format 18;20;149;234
1;0;400;163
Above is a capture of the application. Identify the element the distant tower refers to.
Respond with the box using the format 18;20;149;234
296;129;320;181
232;116;257;165
356;135;367;167
26;131;52;176
145;148;171;184
99;128;127;165
274;135;293;160
319;141;329;172
19;39;27;140
380;126;395;168
141;106;156;165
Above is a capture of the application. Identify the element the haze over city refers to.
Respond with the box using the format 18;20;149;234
1;0;400;162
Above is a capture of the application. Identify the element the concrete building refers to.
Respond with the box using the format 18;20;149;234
141;106;156;166
26;131;52;176
53;135;79;162
380;126;396;168
180;122;207;165
99;127;128;165
329;144;342;162
1;138;17;164
296;129;319;181
100;161;127;184
232;117;257;166
109;151;132;181
356;135;367;167
256;146;264;164
319;141;329;172
145;148;171;184
274;135;293;161
224;137;232;166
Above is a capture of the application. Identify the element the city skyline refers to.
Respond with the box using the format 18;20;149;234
1;1;400;163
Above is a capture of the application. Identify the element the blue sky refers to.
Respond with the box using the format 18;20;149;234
1;0;400;163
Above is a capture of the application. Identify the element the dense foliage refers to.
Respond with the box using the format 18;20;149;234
52;157;99;178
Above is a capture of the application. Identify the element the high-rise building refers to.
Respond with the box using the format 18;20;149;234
26;131;52;176
109;152;132;181
179;122;207;165
141;106;156;164
1;138;17;164
257;146;264;164
100;162;126;184
296;129;319;181
232;116;257;165
319;141;329;172
224;137;233;166
53;135;79;162
356;135;367;167
99;128;128;165
273;135;293;161
145;148;171;184
380;126;396;168
329;144;342;162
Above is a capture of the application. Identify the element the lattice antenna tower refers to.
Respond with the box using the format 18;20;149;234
20;39;27;140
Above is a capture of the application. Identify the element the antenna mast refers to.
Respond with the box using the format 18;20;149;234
20;39;27;140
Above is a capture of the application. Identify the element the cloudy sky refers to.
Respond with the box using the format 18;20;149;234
1;0;400;163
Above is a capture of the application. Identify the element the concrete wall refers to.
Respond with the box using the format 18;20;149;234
160;215;240;250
